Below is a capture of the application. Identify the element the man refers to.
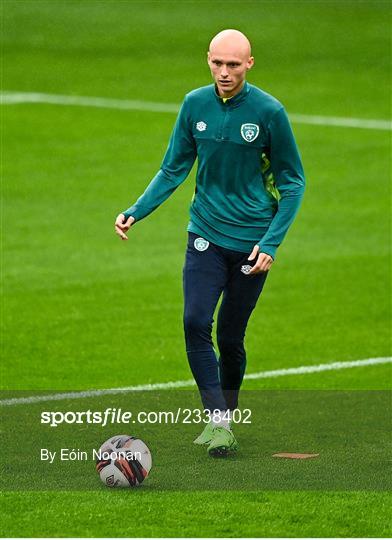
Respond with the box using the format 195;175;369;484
115;29;305;457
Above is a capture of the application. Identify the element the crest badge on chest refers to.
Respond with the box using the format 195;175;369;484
240;123;260;143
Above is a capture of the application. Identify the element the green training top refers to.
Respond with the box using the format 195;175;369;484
123;81;305;259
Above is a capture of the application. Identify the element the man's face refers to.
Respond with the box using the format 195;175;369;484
208;51;254;97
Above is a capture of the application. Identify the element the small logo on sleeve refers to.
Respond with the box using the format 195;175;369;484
194;237;209;251
196;121;207;132
240;123;259;142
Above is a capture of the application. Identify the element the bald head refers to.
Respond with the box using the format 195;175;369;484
209;29;251;60
207;29;254;98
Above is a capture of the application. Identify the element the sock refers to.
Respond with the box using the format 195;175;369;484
208;410;231;430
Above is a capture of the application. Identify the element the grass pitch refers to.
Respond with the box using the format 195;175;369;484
2;0;391;537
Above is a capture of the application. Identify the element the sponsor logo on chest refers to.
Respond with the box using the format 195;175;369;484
196;121;207;132
195;119;260;143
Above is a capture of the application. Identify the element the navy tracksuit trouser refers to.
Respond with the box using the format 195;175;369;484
183;232;268;412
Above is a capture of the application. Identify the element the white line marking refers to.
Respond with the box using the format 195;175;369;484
289;113;391;131
1;357;390;406
0;91;179;113
1;91;391;131
244;357;391;379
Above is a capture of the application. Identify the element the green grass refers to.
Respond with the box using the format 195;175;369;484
2;491;391;538
1;388;391;491
1;0;391;537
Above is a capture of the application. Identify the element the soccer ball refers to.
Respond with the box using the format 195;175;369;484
96;434;152;488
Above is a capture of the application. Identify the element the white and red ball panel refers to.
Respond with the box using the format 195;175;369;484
96;434;152;488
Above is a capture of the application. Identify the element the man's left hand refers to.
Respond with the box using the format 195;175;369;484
247;245;273;274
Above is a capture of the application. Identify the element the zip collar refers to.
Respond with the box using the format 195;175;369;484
213;81;250;107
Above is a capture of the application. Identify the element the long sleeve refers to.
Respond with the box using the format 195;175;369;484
123;96;197;221
258;107;305;259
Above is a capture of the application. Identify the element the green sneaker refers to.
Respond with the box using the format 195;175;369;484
207;427;239;457
193;422;214;445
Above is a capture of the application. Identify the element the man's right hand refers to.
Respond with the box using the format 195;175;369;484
114;213;135;241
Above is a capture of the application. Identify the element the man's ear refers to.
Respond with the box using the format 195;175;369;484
207;51;211;66
247;56;254;70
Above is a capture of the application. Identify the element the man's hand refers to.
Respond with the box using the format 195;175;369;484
247;245;273;274
114;213;135;241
